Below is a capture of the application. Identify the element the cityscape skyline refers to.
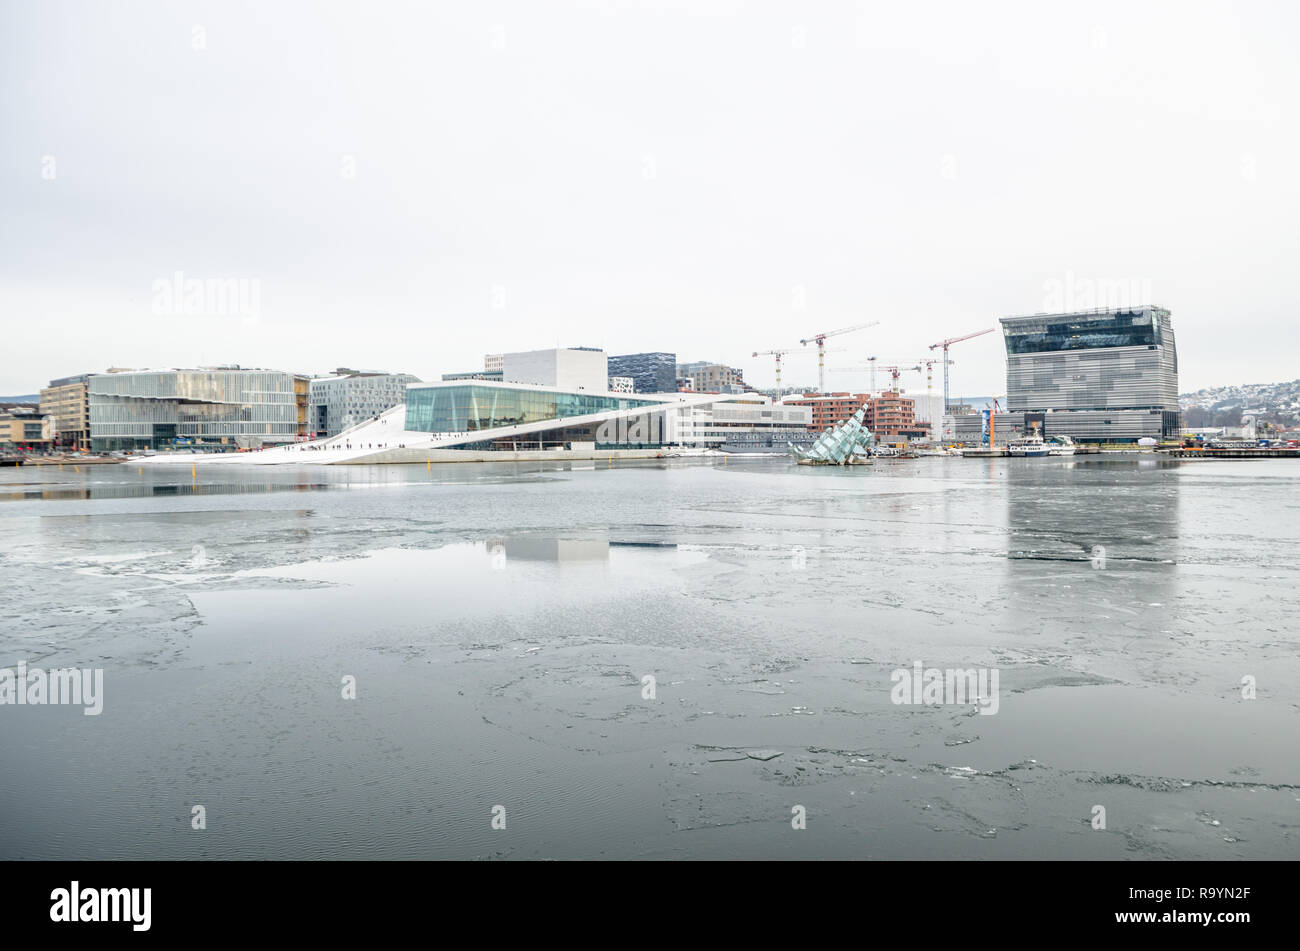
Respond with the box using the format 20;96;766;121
3;0;1297;901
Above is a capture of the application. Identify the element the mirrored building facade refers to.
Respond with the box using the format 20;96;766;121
89;369;299;451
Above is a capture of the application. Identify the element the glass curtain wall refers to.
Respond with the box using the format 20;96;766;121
405;385;660;433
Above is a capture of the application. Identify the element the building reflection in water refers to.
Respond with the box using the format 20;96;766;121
1001;458;1180;633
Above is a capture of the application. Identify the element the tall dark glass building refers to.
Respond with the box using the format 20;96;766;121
1000;306;1179;443
607;352;677;394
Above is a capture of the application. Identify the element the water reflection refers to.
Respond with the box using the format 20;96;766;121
1002;458;1180;640
489;535;611;562
1004;458;1180;568
0;482;338;501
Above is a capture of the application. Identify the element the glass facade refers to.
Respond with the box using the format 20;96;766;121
90;370;298;450
404;384;660;433
1003;310;1160;354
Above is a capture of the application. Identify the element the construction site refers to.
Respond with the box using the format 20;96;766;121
751;319;1001;454
750;306;1191;455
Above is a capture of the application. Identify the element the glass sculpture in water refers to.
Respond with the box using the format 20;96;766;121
788;408;875;465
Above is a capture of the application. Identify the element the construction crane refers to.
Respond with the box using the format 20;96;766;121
753;347;843;400
831;357;919;395
800;321;881;394
929;328;995;413
878;364;922;394
917;357;952;417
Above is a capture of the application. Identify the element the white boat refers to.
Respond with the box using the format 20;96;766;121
1047;436;1076;456
1008;435;1050;457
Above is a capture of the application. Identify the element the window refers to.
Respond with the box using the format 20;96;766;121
1005;312;1159;354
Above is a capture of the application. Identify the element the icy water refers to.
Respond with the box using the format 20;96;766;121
1;456;1297;860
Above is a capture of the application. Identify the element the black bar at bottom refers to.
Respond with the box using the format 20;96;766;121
10;860;1282;937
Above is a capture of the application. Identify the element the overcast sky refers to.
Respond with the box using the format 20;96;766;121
2;0;1296;398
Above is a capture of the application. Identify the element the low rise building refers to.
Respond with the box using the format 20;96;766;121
90;367;300;451
663;396;813;450
0;407;55;451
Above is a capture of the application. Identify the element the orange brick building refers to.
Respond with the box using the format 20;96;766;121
866;393;930;441
785;393;871;431
785;391;930;442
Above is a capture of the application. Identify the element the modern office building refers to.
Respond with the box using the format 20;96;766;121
89;368;300;451
607;352;677;394
999;306;1179;443
608;376;634;394
677;361;747;394
310;369;420;438
502;347;608;392
0;407;53;450
39;373;91;451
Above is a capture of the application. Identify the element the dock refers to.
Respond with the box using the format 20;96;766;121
1164;447;1300;459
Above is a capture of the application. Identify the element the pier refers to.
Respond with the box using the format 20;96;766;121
1164;446;1300;459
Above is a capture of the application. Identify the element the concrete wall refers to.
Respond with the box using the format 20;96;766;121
503;348;608;392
